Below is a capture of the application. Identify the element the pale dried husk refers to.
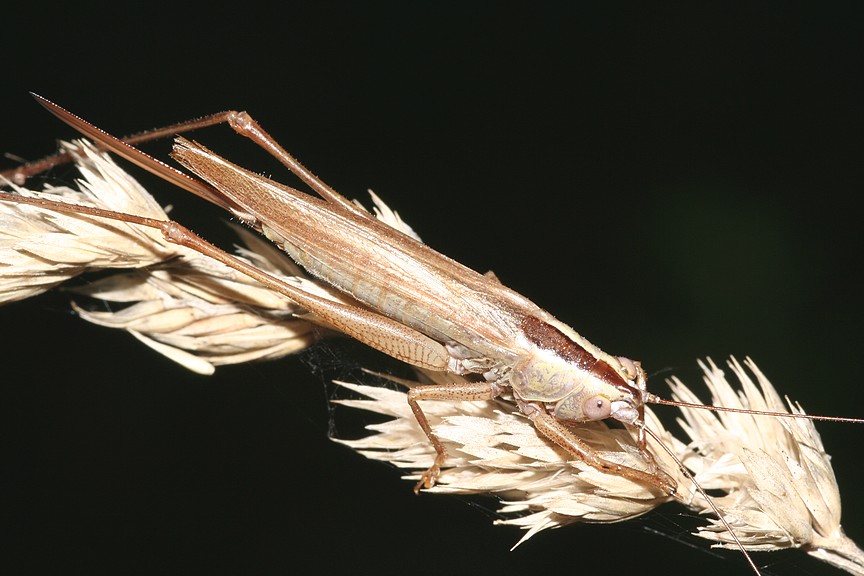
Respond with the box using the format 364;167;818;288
1;141;336;373
333;359;864;573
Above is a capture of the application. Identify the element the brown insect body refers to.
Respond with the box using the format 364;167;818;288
169;135;668;491
0;96;672;495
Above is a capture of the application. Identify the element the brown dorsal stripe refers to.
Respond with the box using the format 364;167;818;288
519;315;625;385
520;315;597;370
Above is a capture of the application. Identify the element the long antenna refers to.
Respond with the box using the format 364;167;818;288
646;393;864;423
642;425;763;575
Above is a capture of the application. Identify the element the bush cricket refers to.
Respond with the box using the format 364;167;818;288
2;95;862;575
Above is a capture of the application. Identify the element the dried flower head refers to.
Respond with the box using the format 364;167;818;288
334;358;864;573
1;141;333;373
670;358;864;574
0;141;175;301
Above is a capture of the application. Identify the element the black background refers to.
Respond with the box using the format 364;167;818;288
2;3;863;575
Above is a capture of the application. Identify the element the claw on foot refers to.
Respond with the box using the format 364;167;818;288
413;454;446;494
659;473;677;496
413;463;440;494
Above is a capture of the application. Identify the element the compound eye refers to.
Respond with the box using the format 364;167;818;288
583;395;612;420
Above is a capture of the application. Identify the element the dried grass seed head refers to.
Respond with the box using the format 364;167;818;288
334;358;864;574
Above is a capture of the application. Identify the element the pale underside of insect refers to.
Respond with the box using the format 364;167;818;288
2;96;863;575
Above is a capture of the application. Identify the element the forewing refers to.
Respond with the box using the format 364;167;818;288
171;138;544;362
